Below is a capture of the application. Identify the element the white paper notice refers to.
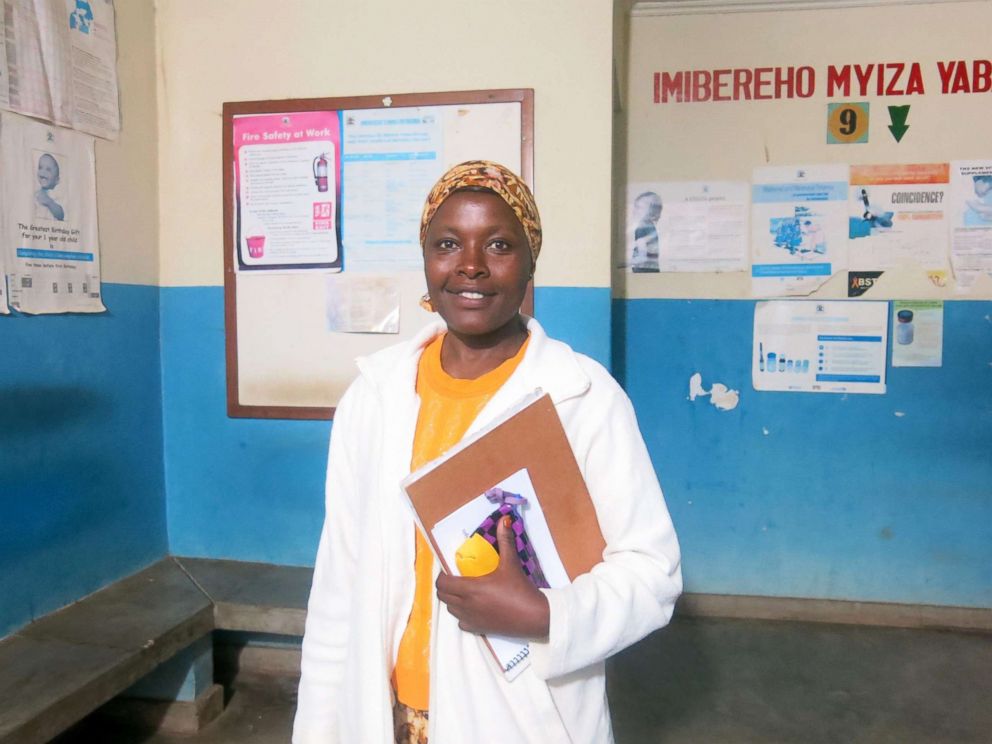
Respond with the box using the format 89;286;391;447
753;300;887;394
623;181;748;273
891;301;942;368
0;260;8;314
1;111;103;313
430;468;569;679
3;0;59;122
848;164;950;284
949;160;992;292
751;165;849;297
65;0;121;139
0;10;11;110
325;275;400;333
0;1;119;139
341;108;444;273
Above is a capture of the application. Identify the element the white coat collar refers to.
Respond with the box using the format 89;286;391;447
355;315;591;406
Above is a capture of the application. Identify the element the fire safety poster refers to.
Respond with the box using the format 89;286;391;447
233;111;343;271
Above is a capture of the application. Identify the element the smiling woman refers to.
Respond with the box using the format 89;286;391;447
294;161;682;744
422;190;532;378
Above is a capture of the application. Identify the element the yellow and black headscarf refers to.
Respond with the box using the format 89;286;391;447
419;160;542;264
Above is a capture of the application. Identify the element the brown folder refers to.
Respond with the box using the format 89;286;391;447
403;393;606;581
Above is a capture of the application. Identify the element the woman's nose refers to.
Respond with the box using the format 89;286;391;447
457;243;488;278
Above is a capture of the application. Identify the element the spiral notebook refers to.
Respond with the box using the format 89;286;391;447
401;391;606;678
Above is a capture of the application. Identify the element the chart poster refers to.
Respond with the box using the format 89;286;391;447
233;111;343;271
891;300;943;368
751;165;849;297
1;111;103;313
848;164;950;282
949;160;992;292
753;300;887;394
622;181;748;273
340;107;444;273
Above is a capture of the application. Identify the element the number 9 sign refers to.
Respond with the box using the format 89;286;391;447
827;102;870;144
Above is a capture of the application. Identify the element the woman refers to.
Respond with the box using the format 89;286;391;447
294;161;681;744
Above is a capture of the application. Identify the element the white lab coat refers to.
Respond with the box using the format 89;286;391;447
294;317;682;743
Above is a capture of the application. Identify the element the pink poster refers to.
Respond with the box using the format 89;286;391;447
233;111;343;270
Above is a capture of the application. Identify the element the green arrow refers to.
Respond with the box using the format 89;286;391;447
888;105;910;142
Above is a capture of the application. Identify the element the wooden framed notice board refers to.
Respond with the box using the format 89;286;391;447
222;89;534;420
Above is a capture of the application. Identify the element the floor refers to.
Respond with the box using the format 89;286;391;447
57;615;992;744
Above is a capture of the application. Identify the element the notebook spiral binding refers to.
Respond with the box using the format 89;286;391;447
504;645;530;672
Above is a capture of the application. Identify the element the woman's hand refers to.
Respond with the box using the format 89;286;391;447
436;516;550;639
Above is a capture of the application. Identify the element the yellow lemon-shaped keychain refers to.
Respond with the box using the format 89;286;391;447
454;533;500;577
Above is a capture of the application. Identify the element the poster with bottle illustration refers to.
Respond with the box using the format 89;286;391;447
750;165;849;297
1;111;103;314
233;111;343;271
848;164;950;287
948;160;992;292
621;181;748;273
752;300;887;394
891;301;942;368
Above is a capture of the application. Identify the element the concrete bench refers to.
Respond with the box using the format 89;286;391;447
0;557;312;744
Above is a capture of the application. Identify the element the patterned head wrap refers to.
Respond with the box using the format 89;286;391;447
419;160;542;264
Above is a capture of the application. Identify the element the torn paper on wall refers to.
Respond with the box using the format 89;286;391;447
326;274;400;333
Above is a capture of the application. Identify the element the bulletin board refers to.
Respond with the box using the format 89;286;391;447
222;89;534;419
620;0;992;302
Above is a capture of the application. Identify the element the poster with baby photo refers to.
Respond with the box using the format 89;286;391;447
1;111;103;313
949;160;992;293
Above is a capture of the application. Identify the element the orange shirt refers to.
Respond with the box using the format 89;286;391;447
392;333;530;711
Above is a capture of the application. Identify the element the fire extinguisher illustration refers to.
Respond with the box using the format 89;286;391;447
313;153;329;192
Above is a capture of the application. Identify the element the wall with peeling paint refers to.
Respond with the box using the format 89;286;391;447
614;298;992;607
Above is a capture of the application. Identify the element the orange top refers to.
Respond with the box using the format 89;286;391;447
392;333;530;711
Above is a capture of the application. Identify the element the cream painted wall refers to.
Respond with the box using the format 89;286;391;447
96;0;158;285
621;1;992;299
155;0;615;289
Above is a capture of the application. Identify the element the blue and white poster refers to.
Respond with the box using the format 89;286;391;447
1;111;103;313
949;160;992;292
340;107;444;272
753;300;887;395
751;165;849;297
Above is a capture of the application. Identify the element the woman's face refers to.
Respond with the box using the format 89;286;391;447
423;190;532;342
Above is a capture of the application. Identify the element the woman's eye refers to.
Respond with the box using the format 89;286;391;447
437;239;457;251
489;239;511;252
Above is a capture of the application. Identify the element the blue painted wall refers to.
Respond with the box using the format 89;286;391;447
160;287;992;608
161;285;609;565
161;287;330;565
535;286;612;370
0;284;168;637
614;299;992;608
